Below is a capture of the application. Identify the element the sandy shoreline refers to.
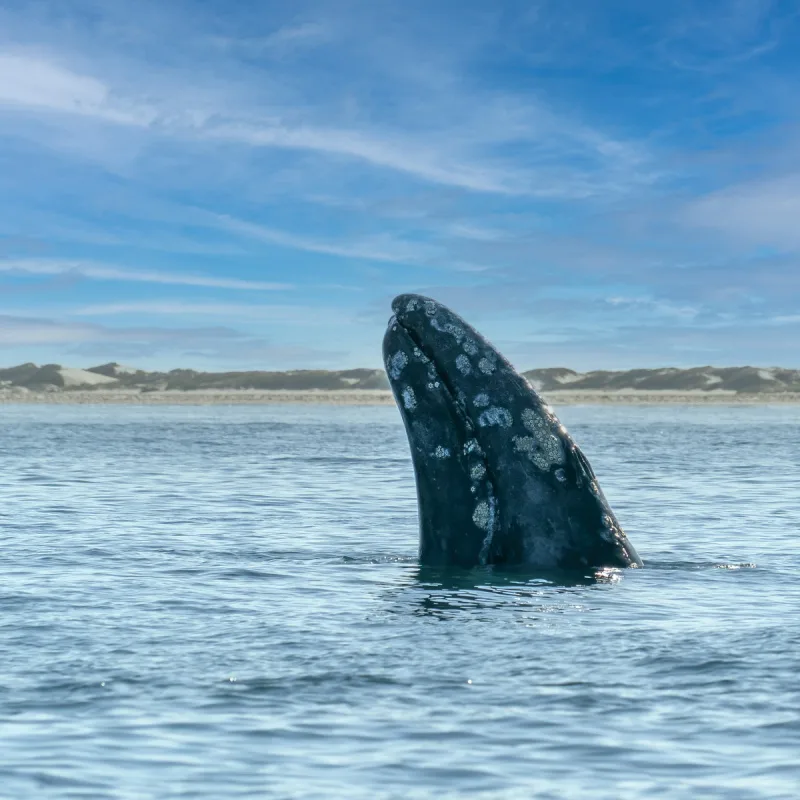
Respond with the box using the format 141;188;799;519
2;389;800;405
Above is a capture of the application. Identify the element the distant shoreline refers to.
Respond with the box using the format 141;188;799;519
3;389;800;405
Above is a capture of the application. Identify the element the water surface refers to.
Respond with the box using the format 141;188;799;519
1;404;798;798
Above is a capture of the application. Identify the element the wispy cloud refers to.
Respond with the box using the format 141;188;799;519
0;313;243;346
0;48;656;198
0;312;345;368
69;300;347;324
0;52;155;125
0;259;292;291
208;21;331;57
683;175;800;250
604;296;700;321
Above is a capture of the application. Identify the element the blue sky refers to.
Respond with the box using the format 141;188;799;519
1;0;800;371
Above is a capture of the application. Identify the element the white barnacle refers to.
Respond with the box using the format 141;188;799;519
478;406;513;428
445;323;464;341
512;434;564;470
477;496;498;563
540;434;564;467
472;501;490;531
424;300;437;316
470;462;486;480
434;445;450;459
521;407;546;433
473;393;489;408
512;435;537;457
406;298;419;312
464;438;481;455
388;350;408;380
478;358;495;375
455;354;472;375
599;515;618;542
463;339;479;356
401;386;417;410
430;316;465;342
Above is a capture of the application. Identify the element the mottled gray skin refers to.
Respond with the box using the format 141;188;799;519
383;293;642;570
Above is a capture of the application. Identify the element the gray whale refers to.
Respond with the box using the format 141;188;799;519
383;293;642;570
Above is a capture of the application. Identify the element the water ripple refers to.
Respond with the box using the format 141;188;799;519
0;404;798;798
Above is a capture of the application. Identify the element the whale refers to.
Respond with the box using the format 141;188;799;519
383;293;642;570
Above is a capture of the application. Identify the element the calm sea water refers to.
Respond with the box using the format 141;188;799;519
0;403;798;799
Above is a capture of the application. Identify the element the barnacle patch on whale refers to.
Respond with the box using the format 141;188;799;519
512;434;563;470
431;316;466;342
464;438;483;456
470;463;486;480
478;406;513;428
478;357;495;375
388;351;408;380
472;501;490;530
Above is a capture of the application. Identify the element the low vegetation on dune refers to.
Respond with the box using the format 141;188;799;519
0;363;390;392
1;362;799;395
521;366;800;394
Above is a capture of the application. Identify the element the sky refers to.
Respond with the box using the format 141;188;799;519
1;0;800;372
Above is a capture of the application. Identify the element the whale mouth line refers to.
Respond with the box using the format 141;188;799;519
389;314;470;431
387;313;501;564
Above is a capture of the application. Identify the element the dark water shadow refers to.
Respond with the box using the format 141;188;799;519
382;564;628;619
412;564;617;589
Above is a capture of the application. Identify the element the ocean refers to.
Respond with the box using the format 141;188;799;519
0;404;798;799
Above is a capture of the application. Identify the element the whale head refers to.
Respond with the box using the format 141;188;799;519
383;293;642;570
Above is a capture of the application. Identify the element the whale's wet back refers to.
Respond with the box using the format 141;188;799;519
383;293;642;570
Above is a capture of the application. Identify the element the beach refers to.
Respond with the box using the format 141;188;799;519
2;389;800;405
